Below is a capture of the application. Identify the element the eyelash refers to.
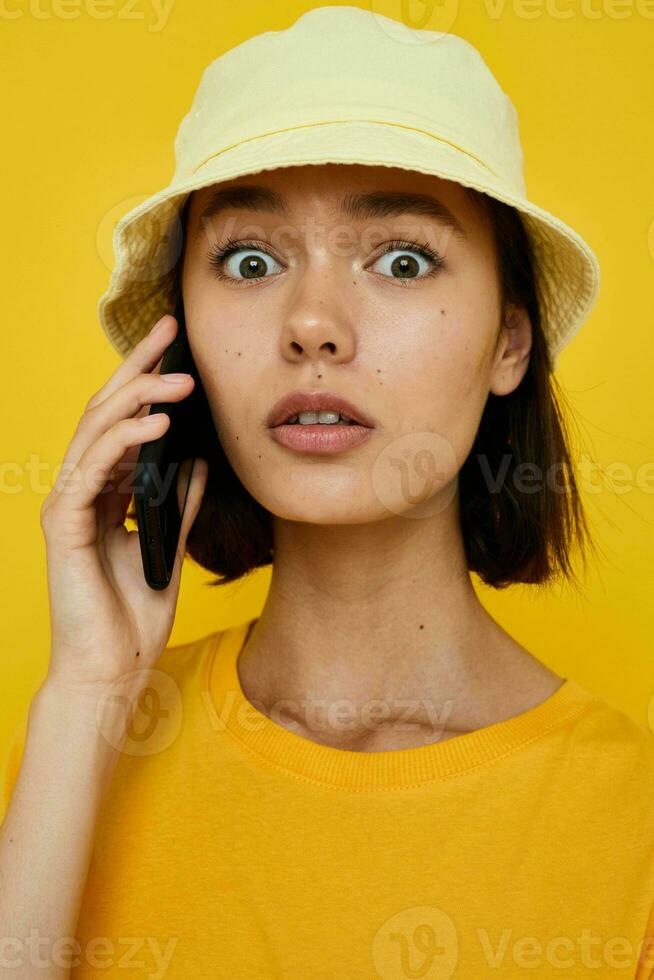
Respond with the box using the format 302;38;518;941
206;236;446;285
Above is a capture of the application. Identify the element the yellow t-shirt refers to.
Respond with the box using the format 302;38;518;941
3;617;654;979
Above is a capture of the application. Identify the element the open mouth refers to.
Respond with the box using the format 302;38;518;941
266;390;376;431
268;412;374;454
282;412;359;426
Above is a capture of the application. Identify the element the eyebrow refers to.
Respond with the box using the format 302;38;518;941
194;184;467;239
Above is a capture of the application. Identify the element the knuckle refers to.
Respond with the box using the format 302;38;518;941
72;412;94;443
84;391;102;412
39;498;56;530
79;396;103;428
116;415;137;441
76;409;93;432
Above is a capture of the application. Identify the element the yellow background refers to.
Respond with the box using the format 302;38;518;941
1;0;653;755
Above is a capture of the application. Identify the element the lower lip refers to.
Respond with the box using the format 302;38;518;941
268;423;374;454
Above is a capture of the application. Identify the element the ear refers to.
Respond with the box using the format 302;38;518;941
489;303;532;396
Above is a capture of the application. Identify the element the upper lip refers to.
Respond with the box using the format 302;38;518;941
267;389;376;428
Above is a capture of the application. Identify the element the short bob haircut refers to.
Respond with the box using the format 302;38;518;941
128;185;597;593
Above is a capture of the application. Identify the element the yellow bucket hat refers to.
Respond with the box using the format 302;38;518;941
98;5;600;370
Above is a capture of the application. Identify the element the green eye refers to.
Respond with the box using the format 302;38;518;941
207;236;445;285
208;239;283;282
371;240;445;281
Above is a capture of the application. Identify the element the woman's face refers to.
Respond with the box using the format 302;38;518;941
181;163;531;524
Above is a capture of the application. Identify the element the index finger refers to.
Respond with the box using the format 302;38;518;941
86;313;179;413
51;313;180;484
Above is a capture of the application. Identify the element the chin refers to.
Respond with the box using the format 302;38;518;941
254;486;387;526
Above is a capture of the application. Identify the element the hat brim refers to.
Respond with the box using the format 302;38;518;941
98;120;600;368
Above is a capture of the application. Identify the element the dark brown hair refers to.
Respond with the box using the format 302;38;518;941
457;188;597;591
132;187;597;593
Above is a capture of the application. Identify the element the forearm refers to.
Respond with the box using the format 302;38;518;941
0;680;126;978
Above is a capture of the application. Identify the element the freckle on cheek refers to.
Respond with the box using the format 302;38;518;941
440;308;446;315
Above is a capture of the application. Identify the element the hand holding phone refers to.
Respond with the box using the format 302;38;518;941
38;306;209;704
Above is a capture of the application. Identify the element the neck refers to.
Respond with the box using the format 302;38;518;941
237;508;561;749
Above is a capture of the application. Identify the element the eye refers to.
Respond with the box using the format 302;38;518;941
370;239;445;283
206;236;445;285
207;238;283;284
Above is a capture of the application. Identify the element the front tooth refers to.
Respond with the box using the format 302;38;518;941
297;411;341;424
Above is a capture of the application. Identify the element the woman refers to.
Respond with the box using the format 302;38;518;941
2;7;654;978
178;162;568;740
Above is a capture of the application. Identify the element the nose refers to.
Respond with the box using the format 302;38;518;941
279;273;357;366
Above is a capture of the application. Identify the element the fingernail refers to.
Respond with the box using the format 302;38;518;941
161;373;191;384
140;412;167;424
151;315;169;337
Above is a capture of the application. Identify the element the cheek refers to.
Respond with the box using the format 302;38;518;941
392;310;494;472
394;308;481;405
191;326;267;443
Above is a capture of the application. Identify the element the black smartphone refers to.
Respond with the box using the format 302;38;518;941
134;290;209;590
